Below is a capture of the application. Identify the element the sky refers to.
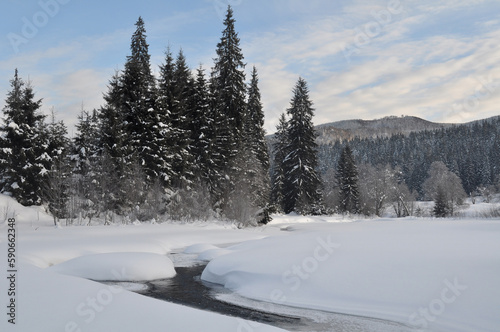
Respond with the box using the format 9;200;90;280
1;0;500;135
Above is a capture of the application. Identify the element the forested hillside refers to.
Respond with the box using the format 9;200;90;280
315;115;453;144
318;116;500;198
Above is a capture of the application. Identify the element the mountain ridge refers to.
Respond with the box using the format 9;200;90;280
313;115;500;145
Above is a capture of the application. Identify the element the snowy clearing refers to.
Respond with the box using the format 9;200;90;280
1;194;499;331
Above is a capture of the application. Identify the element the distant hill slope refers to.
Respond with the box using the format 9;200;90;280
313;115;500;145
315;116;453;144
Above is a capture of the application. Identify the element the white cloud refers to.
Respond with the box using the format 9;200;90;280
241;1;500;133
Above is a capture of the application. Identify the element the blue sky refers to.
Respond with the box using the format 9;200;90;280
1;0;500;134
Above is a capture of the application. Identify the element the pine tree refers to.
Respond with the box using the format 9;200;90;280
433;186;449;218
245;67;271;223
72;107;101;220
156;47;178;188
171;49;194;187
337;145;360;214
120;17;161;183
210;5;247;208
271;113;288;212
224;67;272;224
282;78;323;215
188;66;213;183
0;69;48;206
246;67;270;173
98;71;129;213
42;110;70;224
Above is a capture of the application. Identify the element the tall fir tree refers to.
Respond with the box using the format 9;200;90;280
271;113;288;212
0;70;48;206
282;78;323;215
224;66;272;224
171;49;194;187
98;71;130;212
188;66;213;183
120;17;162;183
244;66;271;223
156;47;178;187
337;145;360;214
433;186;449;217
246;67;270;173
210;5;247;208
42;110;70;224
73;107;101;211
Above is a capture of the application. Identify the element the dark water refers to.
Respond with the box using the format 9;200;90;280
139;264;304;330
114;262;415;332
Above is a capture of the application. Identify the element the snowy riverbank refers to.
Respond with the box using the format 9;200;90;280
0;194;499;331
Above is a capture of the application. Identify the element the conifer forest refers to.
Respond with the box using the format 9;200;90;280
2;6;500;225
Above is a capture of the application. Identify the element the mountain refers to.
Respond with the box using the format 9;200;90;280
314;115;500;145
315;115;453;145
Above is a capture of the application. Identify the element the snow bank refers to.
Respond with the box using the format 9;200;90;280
0;263;286;332
0;194;285;332
202;218;500;332
183;243;220;254
48;252;176;281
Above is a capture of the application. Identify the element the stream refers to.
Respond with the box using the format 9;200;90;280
103;250;417;332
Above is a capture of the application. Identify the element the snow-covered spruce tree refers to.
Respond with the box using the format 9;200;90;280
433;186;449;218
210;5;247;210
98;72;124;212
271;113;288;212
0;69;48;206
225;67;272;225
71;108;101;223
121;17;163;184
156;47;179;188
244;67;271;224
337;145;360;214
41;111;71;225
170;49;195;188
282;78;323;215
188;66;214;184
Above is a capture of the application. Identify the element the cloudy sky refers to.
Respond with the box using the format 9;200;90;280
1;0;500;135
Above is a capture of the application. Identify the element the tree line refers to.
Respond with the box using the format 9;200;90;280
318;117;500;210
0;7;275;226
2;6;495;224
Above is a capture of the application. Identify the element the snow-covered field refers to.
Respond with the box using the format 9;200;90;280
1;194;499;331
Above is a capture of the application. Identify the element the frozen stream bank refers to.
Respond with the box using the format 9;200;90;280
104;250;416;332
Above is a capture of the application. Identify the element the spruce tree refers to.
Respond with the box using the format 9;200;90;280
282;77;323;215
246;67;270;173
210;5;247;208
73;107;101;218
98;72;129;212
188;66;213;183
120;17;161;183
245;66;271;223
171;49;194;187
42;111;70;224
433;186;449;218
337;145;360;214
156;47;178;187
271;113;288;212
0;69;48;206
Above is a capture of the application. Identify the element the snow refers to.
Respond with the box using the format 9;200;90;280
48;252;176;281
1;193;499;331
0;194;284;332
183;243;220;254
202;218;500;332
